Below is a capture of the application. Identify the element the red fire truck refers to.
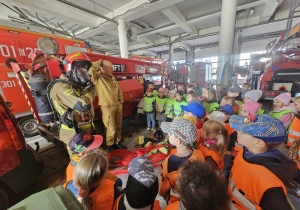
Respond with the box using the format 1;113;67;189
9;36;165;141
0;26;88;137
258;24;300;99
0;26;166;137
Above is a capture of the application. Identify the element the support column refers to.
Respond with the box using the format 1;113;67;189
169;43;174;64
217;0;237;85
186;47;195;63
118;20;128;59
233;30;242;67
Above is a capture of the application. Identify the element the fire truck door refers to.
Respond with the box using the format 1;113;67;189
0;38;31;115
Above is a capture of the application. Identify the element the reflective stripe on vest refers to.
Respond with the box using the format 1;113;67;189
156;97;167;112
229;175;256;210
165;99;174;115
287;130;300;146
143;97;155;112
289;129;300;137
170;188;180;199
61;122;93;131
173;100;187;117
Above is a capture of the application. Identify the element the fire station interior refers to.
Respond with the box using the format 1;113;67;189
1;0;300;209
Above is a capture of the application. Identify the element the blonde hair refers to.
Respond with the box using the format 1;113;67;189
294;96;300;102
221;96;238;107
205;87;216;101
202;120;229;158
74;149;108;210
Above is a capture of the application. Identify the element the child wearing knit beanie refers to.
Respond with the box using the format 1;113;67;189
270;92;297;130
240;101;260;117
243;90;265;114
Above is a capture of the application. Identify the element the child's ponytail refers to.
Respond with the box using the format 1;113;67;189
215;128;229;157
202;120;229;158
74;148;108;210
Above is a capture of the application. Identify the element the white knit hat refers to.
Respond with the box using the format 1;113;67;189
244;90;262;102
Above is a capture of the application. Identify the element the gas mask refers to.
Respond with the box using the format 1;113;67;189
71;61;93;88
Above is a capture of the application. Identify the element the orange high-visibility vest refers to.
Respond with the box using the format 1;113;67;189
159;149;204;203
197;143;224;172
287;116;300;147
229;149;287;210
89;179;115;210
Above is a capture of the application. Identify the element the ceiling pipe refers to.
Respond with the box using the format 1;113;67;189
57;0;118;25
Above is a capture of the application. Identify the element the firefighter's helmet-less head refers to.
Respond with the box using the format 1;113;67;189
63;51;93;87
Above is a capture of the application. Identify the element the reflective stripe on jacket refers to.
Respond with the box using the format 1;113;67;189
229;149;287;210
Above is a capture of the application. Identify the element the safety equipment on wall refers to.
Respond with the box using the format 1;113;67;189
29;74;54;123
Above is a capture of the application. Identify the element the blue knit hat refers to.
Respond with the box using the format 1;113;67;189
229;115;286;143
181;102;206;119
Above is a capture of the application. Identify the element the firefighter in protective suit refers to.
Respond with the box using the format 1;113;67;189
50;51;96;158
88;60;126;152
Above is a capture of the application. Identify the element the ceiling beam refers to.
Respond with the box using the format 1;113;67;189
1;0;99;28
138;0;267;38
161;5;197;35
260;0;284;22
77;0;184;39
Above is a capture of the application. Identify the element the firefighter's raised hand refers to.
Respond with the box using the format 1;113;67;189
92;59;103;70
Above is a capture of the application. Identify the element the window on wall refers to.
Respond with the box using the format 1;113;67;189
238;51;266;66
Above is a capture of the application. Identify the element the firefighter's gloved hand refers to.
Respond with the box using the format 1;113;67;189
85;81;95;90
73;101;91;112
92;59;103;70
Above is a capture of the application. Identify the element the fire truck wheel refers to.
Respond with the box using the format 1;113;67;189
0;187;9;210
18;116;38;137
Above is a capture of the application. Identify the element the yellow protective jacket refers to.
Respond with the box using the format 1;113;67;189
88;61;123;106
50;75;95;130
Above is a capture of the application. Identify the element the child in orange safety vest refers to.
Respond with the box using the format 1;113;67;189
197;119;229;173
65;150;122;210
63;133;122;188
113;156;162;210
228;114;300;210
165;160;230;210
160;118;204;204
